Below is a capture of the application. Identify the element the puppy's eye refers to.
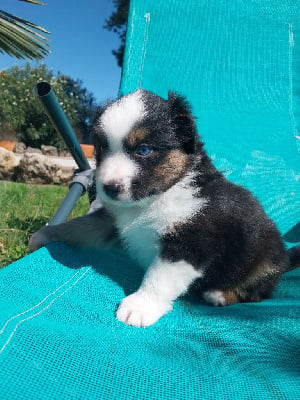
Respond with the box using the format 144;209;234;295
136;144;153;157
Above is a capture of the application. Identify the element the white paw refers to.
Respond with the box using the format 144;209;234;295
116;292;172;327
28;229;49;252
203;290;226;306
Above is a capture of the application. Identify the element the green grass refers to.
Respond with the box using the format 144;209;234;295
0;181;89;267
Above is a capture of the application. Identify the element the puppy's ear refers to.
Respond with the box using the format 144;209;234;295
168;91;197;154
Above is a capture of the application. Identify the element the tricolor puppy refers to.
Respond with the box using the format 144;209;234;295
29;89;300;327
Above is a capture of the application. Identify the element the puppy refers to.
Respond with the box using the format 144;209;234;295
29;90;300;327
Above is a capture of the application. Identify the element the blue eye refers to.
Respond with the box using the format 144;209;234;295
136;144;153;157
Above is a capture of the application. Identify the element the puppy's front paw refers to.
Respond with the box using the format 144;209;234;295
28;228;50;252
116;292;172;327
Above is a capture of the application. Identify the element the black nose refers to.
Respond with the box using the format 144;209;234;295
103;183;123;199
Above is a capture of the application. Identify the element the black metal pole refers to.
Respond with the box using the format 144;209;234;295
34;81;91;171
48;184;85;225
34;81;94;225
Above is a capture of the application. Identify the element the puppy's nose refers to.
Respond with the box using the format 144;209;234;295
103;183;124;199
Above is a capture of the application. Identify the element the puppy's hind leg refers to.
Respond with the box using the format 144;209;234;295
29;209;118;252
203;262;282;307
203;283;277;307
203;290;239;306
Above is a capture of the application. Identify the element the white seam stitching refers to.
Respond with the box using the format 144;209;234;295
0;269;85;336
288;23;300;154
126;6;135;77
0;267;92;355
138;12;151;88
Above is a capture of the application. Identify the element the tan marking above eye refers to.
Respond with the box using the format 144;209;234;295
126;128;149;147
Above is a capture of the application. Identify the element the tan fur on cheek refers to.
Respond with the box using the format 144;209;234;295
152;150;189;188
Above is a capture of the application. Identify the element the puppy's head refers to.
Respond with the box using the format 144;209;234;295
93;89;198;205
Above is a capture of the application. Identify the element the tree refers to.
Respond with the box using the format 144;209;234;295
104;0;130;67
61;76;97;144
0;64;97;149
0;0;50;60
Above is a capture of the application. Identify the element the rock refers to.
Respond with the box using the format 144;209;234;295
26;147;42;154
0;147;19;179
14;142;27;154
15;153;75;184
59;150;72;158
41;145;58;157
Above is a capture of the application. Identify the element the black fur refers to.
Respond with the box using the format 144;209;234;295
29;89;300;326
160;93;298;303
94;90;300;305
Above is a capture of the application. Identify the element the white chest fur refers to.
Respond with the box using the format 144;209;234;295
104;173;207;268
114;206;160;268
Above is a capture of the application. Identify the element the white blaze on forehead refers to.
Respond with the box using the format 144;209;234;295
100;90;146;152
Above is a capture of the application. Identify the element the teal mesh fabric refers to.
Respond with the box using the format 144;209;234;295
0;243;300;399
121;0;300;236
1;1;300;399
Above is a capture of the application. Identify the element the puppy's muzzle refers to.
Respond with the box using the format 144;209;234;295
103;182;124;199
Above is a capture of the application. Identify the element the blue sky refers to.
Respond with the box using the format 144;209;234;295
0;0;122;103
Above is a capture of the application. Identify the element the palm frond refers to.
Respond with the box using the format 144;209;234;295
18;1;45;5
0;9;50;60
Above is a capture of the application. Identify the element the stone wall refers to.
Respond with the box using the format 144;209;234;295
0;147;19;180
0;145;75;184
